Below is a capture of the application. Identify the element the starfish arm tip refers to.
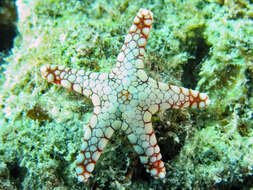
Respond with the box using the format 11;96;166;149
116;8;153;71
76;115;115;182
126;113;165;179
198;92;211;108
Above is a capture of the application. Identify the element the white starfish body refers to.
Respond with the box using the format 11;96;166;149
41;8;210;182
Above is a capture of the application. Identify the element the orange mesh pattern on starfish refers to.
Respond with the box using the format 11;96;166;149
41;8;210;182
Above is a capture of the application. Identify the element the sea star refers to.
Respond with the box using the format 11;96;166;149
41;8;210;182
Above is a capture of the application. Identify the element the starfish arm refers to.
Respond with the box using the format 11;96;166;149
114;8;153;74
150;80;210;111
41;64;109;98
75;112;115;182
124;111;166;179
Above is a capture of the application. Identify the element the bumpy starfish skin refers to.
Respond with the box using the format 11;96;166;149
41;8;210;182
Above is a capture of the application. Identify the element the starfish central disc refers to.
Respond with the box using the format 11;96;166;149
117;89;132;104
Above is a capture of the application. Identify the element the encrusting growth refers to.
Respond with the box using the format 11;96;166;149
41;8;210;182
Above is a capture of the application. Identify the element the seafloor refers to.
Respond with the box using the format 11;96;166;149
0;0;252;189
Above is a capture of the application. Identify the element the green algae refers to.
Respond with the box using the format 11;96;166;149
0;0;252;189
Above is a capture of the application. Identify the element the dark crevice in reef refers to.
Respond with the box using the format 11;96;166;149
0;24;17;52
181;29;211;89
132;161;150;181
214;174;253;190
245;68;253;98
153;111;187;161
0;0;18;53
7;162;27;189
